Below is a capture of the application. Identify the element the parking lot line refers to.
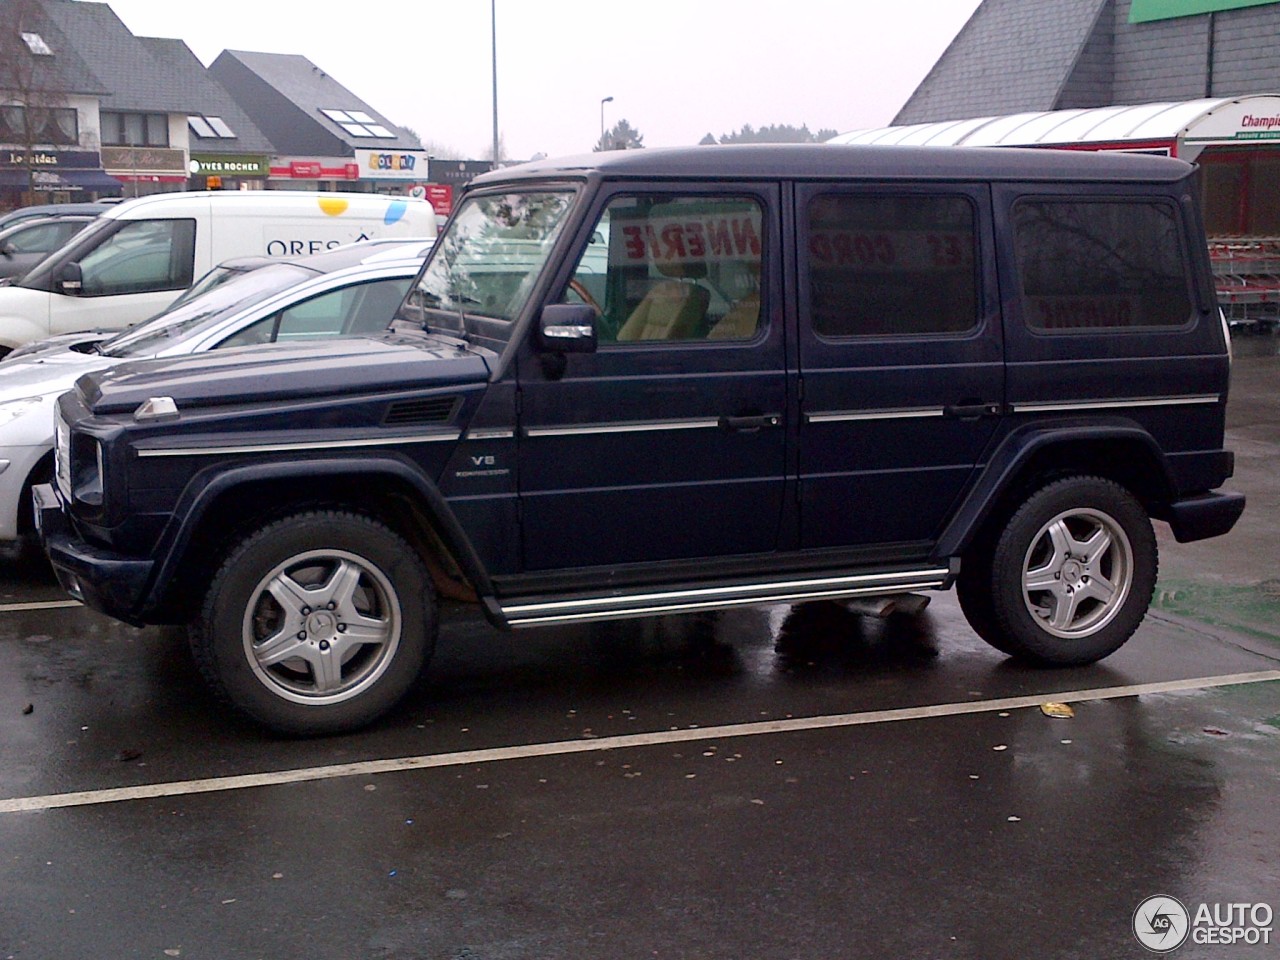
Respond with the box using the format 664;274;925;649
4;669;1278;816
0;599;82;613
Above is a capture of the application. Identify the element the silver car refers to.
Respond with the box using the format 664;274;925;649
0;238;431;557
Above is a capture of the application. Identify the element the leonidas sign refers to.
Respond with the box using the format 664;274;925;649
1130;0;1279;22
1183;97;1280;145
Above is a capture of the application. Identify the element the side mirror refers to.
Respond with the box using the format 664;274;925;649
537;303;597;353
57;261;83;295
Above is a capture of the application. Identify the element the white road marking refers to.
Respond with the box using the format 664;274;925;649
4;669;1278;815
0;599;82;613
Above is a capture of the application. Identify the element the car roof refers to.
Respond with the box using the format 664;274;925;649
0;201;111;228
472;143;1195;187
0;214;96;239
200;239;432;283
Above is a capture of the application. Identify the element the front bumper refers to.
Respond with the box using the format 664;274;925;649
34;482;152;625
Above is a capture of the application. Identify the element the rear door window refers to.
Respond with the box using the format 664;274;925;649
806;193;979;338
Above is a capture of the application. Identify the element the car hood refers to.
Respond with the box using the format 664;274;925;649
4;330;113;362
0;346;116;399
79;333;491;415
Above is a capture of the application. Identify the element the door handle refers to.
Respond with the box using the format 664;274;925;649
944;402;1001;420
719;414;780;432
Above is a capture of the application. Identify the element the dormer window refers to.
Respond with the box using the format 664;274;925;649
21;33;53;56
320;108;395;139
188;115;236;139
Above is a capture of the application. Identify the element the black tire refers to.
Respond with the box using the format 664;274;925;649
955;549;1018;655
190;510;436;735
983;476;1157;666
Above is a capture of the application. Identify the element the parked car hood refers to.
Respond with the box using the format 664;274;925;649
78;333;491;414
3;330;114;362
0;346;116;399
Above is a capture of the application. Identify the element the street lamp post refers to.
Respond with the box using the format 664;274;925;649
600;96;613;148
491;0;500;165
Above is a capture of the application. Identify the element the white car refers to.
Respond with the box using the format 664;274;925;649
0;238;432;556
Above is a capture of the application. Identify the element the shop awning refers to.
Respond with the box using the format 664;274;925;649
0;168;121;191
831;94;1280;160
57;169;122;190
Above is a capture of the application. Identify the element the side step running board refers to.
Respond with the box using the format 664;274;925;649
498;566;954;628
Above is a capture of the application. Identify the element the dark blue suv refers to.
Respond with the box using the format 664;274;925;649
37;145;1244;734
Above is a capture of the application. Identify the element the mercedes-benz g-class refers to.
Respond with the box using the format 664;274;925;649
37;145;1244;734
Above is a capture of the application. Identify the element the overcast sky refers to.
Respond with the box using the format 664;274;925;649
103;0;983;161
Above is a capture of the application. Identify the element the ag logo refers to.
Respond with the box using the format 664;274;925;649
1133;895;1190;953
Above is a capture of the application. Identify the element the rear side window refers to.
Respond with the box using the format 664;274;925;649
1012;200;1193;331
216;277;412;349
806;193;978;338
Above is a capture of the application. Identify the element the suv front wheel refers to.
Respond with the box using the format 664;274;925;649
190;510;436;735
962;476;1158;665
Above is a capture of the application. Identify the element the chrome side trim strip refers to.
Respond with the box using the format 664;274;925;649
807;407;945;424
1011;395;1220;414
502;568;950;619
465;429;515;441
136;431;462;458
505;575;950;627
526;418;722;438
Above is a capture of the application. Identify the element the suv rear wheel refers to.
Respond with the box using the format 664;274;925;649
962;476;1157;665
190;510;436;735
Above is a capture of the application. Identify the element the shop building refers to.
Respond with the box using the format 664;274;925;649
1;0;274;208
837;0;1280;327
0;0;118;207
209;50;427;196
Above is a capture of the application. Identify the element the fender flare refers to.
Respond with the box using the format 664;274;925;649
932;420;1175;562
141;455;494;615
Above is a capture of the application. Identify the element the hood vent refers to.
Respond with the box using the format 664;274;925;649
383;396;460;426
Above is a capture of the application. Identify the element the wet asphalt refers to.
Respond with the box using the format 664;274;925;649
1;341;1277;960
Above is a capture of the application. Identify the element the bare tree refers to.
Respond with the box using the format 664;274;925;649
0;0;75;208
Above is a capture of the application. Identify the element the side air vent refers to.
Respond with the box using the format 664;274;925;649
383;396;460;426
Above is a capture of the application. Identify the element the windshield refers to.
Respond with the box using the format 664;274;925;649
404;190;574;337
15;215;117;290
166;261;263;311
100;262;318;358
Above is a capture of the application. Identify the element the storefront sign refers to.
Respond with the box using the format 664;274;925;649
355;148;430;180
1;149;103;170
1183;97;1280;143
424;184;453;215
1130;0;1280;22
271;159;360;180
189;155;270;177
101;146;186;173
427;159;494;186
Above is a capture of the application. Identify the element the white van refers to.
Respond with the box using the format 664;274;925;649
0;191;437;354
